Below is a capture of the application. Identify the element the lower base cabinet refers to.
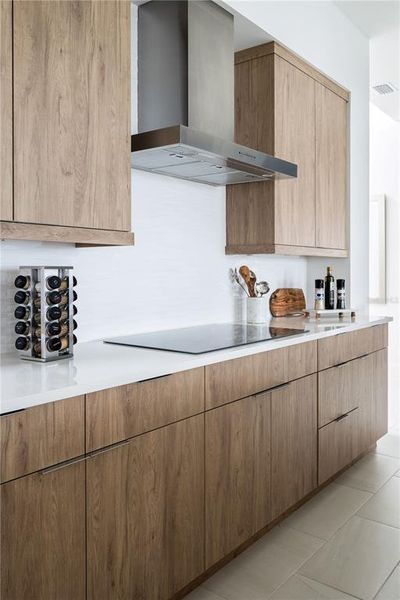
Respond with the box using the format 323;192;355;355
318;407;359;484
86;415;204;600
319;348;388;485
271;375;318;519
205;392;271;568
1;460;86;600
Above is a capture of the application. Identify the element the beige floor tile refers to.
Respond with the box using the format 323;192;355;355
375;565;400;600
357;477;400;529
202;526;323;600
269;574;359;600
335;453;400;493
375;432;400;459
300;516;400;600
284;482;371;540
185;587;227;600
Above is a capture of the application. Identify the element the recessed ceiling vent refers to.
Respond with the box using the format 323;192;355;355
372;82;398;95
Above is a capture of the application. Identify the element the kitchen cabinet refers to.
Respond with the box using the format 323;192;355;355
86;367;204;451
318;324;388;370
226;42;349;257
1;459;86;600
0;0;133;246
271;375;317;519
357;349;388;454
1;396;84;482
87;415;204;600
315;83;347;249
205;392;271;567
0;0;12;220
205;340;317;410
318;407;359;485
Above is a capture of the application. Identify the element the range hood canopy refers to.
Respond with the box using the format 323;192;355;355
131;0;297;186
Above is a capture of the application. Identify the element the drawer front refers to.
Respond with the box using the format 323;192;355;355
318;324;387;370
1;396;85;482
86;367;204;451
205;341;317;410
318;354;372;428
318;408;359;485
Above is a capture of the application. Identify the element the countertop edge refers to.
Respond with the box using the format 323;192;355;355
1;316;393;414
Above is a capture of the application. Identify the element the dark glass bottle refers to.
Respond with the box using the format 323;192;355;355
324;267;335;310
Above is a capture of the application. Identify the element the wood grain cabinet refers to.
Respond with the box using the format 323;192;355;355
87;415;204;600
1;459;86;600
226;42;349;257
205;392;271;567
0;0;133;246
271;375;318;519
0;0;12;220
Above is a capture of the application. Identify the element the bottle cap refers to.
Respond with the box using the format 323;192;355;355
48;338;62;352
47;275;62;290
15;337;28;350
14;291;27;304
15;321;28;335
14;275;28;289
337;279;345;289
47;322;61;336
14;306;28;319
47;306;62;320
315;279;324;288
47;291;62;305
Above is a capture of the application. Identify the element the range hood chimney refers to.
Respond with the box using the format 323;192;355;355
131;1;297;186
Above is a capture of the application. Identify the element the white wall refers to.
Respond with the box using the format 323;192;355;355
222;0;370;310
0;1;370;353
369;103;400;427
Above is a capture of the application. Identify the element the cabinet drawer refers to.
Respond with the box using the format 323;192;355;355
318;354;371;428
318;324;387;370
205;341;317;410
1;396;85;483
318;408;359;485
86;368;204;451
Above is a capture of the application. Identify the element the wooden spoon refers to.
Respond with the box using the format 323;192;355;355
239;265;257;297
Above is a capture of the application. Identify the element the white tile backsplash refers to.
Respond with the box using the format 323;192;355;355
0;170;307;353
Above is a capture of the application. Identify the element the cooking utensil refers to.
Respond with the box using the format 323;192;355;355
255;281;270;297
231;268;249;296
269;288;306;317
239;265;257;297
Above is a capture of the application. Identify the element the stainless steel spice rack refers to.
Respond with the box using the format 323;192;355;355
14;266;77;362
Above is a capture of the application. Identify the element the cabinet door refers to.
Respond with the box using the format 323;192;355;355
205;392;271;567
13;0;130;231
274;56;316;247
319;408;359;485
1;459;86;600
0;0;12;220
271;375;317;519
315;83;347;249
87;415;204;600
372;348;388;442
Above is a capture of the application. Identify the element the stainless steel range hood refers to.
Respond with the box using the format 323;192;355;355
131;1;297;186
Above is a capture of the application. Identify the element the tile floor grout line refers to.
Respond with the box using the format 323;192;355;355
371;559;400;600
281;572;364;600
355;514;400;532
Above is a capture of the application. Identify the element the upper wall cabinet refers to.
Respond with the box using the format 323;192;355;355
0;0;133;246
226;42;349;257
0;0;12;221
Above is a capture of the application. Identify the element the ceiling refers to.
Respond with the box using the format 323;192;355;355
334;1;400;121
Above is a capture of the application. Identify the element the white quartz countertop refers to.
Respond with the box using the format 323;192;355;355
0;315;393;414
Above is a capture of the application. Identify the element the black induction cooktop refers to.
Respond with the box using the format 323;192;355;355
104;323;308;354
